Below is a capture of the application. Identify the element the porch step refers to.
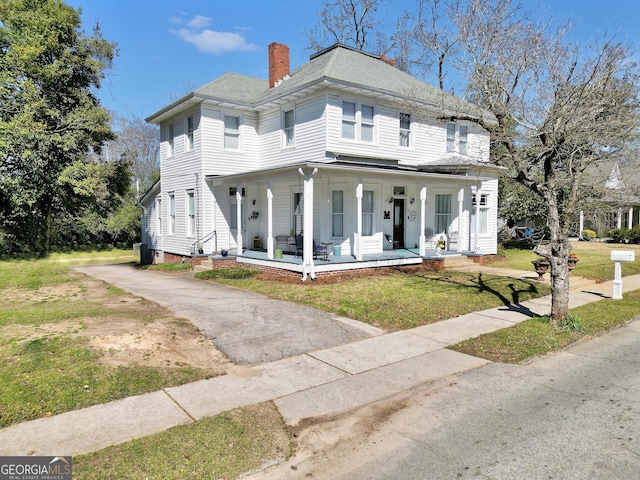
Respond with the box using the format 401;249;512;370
442;255;479;269
193;259;212;273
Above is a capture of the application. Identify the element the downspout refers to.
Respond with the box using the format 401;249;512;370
419;185;427;256
267;180;274;259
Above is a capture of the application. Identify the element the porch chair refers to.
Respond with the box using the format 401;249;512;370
313;240;329;261
383;234;394;250
294;235;303;257
275;234;289;253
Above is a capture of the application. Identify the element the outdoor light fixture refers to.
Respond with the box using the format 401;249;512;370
410;197;415;204
389;197;394;203
252;199;256;205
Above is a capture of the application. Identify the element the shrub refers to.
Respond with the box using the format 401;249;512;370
580;229;596;241
195;267;260;280
629;226;640;244
608;228;630;243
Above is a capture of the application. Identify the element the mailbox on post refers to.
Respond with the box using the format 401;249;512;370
611;250;635;299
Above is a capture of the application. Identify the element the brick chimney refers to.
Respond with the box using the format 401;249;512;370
268;42;290;88
379;54;396;67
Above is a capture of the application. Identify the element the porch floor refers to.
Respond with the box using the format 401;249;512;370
235;248;465;274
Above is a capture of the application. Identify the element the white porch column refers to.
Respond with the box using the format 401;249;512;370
266;180;274;259
617;208;622;229
419;185;427;256
299;168;317;281
629;207;634;229
457;187;464;253
474;184;481;254
355;180;363;261
579;210;584;238
236;189;243;254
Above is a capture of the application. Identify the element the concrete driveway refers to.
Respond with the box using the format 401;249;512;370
74;263;377;364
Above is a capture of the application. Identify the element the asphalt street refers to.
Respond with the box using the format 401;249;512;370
265;317;640;480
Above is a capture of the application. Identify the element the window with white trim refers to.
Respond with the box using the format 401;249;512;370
168;124;175;157
224;114;240;150
186;116;194;151
399;112;411;147
156;197;162;236
446;122;468;154
471;194;489;234
332;190;344;238
341;100;375;142
361;104;374;142
341;101;356;140
168;192;176;235
283;108;295;147
186;190;195;237
362;190;374;236
435;194;451;234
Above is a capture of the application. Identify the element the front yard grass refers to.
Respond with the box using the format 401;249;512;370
73;402;293;480
451;288;640;363
0;253;217;428
218;271;551;330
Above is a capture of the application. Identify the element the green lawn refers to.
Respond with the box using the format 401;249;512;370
215;270;551;331
493;241;640;281
0;251;216;428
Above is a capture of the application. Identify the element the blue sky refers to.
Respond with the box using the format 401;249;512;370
67;0;640;121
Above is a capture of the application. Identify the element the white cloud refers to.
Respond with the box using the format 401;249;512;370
171;15;258;55
186;15;212;30
168;16;183;24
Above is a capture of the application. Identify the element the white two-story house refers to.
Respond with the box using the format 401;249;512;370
140;43;500;279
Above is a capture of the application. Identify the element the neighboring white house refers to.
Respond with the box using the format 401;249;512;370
140;43;501;279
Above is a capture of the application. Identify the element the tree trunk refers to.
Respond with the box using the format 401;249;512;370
534;192;570;323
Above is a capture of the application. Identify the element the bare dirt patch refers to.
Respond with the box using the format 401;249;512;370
2;272;232;375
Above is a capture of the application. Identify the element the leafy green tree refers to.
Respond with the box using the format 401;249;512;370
0;0;116;256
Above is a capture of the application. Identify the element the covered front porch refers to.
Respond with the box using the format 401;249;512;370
230;246;468;275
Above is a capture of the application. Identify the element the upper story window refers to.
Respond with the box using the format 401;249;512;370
399;113;411;147
224;114;240;150
283;108;295;147
168;192;176;235
446;122;468;154
186;116;194;151
341;100;375;143
168;124;175;157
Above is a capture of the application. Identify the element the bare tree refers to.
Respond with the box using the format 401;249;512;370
107;114;160;191
440;0;640;321
306;0;393;54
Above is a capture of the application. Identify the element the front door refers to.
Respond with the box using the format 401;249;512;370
393;199;405;248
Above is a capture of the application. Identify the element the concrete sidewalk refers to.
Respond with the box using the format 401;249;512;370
1;272;639;457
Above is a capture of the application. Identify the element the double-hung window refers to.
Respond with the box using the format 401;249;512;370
168;193;176;235
156;197;162;236
332;190;344;238
186;116;194;151
471;194;489;234
399;112;411;147
341;101;356;140
435;194;452;234
362;190;374;236
186;190;195;237
167;124;175;157
283;108;295;147
341;100;375;142
224;115;240;150
446;122;468;154
361;105;374;142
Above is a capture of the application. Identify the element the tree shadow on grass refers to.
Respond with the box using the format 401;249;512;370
423;271;546;318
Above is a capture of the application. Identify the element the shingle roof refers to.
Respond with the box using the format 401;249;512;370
147;44;495;123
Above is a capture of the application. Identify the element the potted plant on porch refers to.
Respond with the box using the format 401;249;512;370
568;253;579;271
